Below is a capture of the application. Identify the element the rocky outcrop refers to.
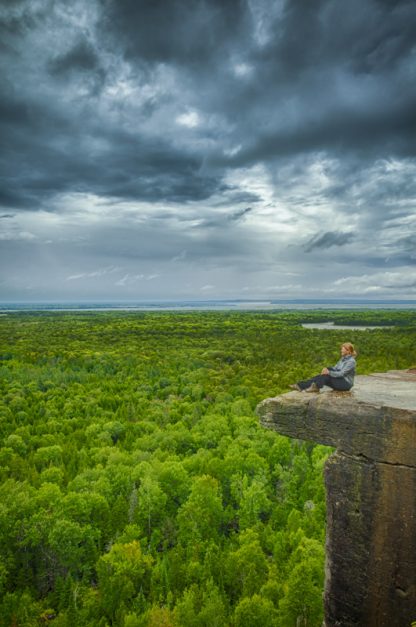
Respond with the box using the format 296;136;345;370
256;370;416;627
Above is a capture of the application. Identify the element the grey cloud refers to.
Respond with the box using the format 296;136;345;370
304;231;355;253
0;2;37;49
0;188;35;210
216;95;416;170
83;220;255;263
204;0;416;169
2;0;416;211
0;96;31;126
270;0;416;76
397;234;416;253
385;280;416;289
48;39;102;77
229;207;252;221
0;102;220;209
101;0;249;67
387;234;416;265
1;0;416;300
253;0;416;87
195;206;252;229
329;250;416;270
224;192;260;205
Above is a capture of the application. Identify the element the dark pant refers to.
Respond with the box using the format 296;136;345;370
298;374;352;391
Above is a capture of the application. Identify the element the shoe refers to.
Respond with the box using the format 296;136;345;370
289;384;302;391
305;383;319;393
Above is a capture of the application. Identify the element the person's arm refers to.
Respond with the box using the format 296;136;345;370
329;358;356;378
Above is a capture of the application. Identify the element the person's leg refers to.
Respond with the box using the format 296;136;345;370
325;377;351;391
294;374;352;392
297;374;328;390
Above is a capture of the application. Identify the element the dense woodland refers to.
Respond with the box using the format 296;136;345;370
0;309;415;626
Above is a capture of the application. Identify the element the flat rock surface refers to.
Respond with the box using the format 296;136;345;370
352;370;416;411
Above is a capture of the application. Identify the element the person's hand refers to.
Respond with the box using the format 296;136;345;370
321;367;329;375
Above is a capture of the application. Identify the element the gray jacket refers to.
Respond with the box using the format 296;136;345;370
328;355;356;387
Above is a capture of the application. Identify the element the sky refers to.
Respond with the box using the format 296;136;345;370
1;0;416;302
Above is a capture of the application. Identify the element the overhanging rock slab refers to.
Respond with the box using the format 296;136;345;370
257;370;416;627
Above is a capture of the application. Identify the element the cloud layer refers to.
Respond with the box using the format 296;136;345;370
1;0;416;300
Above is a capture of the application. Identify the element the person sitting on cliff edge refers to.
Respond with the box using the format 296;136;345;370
290;342;357;393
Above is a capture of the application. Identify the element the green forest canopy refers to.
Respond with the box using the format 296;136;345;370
0;309;415;626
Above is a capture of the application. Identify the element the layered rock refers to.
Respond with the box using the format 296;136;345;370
256;370;416;627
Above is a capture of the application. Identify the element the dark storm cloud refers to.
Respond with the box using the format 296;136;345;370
2;0;416;211
0;6;224;210
48;38;103;77
0;95;31;126
221;96;416;168
0;92;219;209
83;129;220;203
211;0;416;167
264;0;416;76
0;146;218;209
101;0;248;67
1;0;416;300
0;3;33;46
230;207;252;221
197;206;253;228
0;83;79;208
304;231;355;253
0;0;53;54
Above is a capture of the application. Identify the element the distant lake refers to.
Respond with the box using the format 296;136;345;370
301;322;392;330
1;299;416;312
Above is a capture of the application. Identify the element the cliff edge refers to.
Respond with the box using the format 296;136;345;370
256;370;416;627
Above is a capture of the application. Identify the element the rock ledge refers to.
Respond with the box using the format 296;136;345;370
257;370;416;627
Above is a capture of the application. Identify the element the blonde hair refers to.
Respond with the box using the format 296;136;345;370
342;342;357;357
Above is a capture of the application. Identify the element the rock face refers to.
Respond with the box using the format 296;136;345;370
256;370;416;627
